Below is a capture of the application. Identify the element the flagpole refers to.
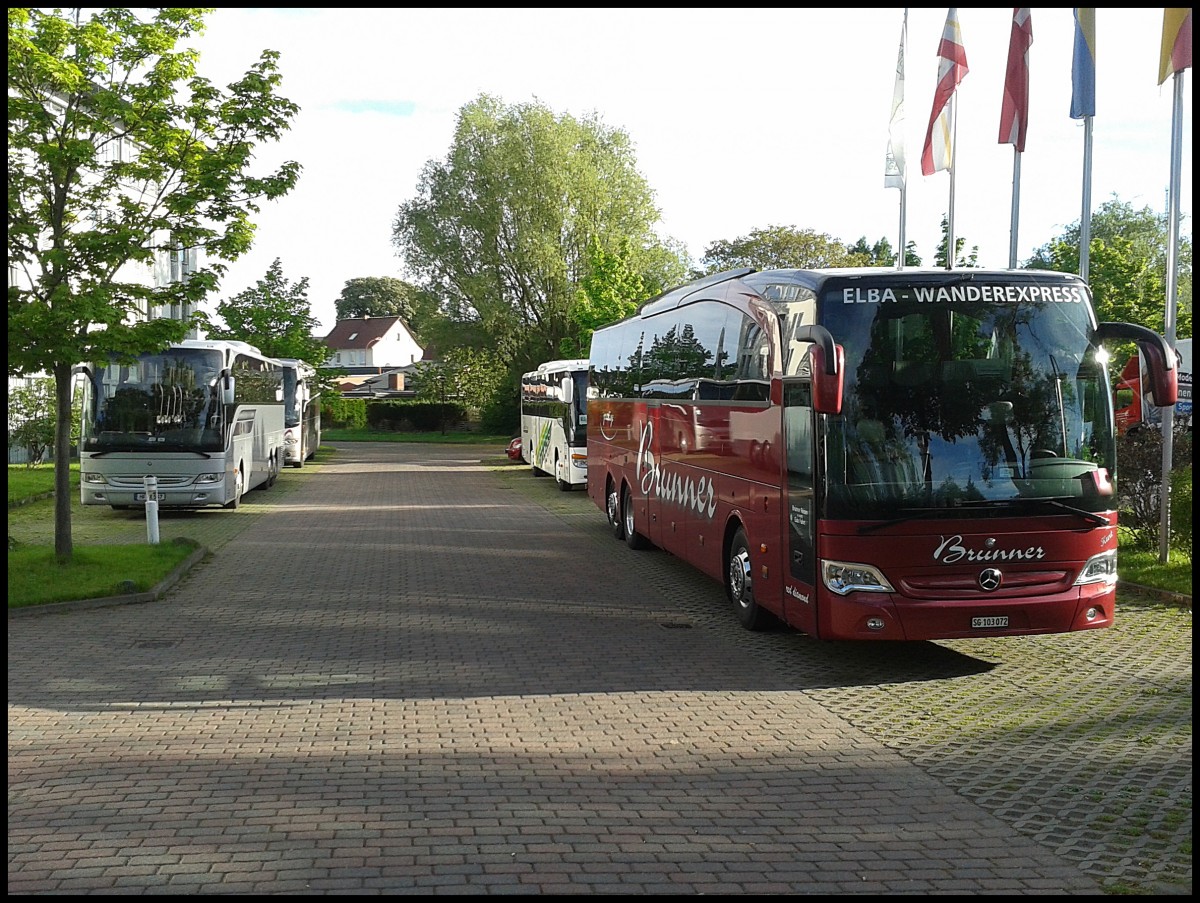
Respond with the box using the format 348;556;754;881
1079;116;1092;281
1071;8;1096;281
1158;68;1185;562
1000;8;1032;269
885;8;908;270
1008;151;1021;269
946;94;957;271
898;8;907;271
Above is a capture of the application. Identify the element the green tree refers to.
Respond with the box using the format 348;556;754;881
701;225;871;273
932;215;979;268
8;7;300;560
560;235;647;359
413;348;507;433
207;258;327;364
392;93;684;386
1026;196;1192;371
6;378;70;466
334;276;422;325
847;235;916;267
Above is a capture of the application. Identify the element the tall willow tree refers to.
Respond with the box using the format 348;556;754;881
392;93;686;380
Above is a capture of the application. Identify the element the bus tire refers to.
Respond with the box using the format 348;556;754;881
555;455;572;492
622;483;649;550
606;479;624;540
727;527;767;631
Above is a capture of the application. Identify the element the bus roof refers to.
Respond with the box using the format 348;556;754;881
528;358;588;376
615;266;1089;322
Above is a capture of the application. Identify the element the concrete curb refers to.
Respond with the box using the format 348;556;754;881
1120;581;1192;609
7;545;209;618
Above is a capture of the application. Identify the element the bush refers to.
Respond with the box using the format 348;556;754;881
366;400;468;432
1116;423;1192;554
322;397;367;430
480;393;520;436
1168;466;1192;563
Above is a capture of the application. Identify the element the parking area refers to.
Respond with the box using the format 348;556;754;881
8;442;1192;894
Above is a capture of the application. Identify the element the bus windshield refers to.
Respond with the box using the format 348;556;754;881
79;348;226;453
803;280;1116;519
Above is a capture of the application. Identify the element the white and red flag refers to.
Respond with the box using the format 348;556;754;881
998;8;1033;152
921;8;969;175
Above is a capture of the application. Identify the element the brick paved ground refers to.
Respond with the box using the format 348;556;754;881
8;442;1191;894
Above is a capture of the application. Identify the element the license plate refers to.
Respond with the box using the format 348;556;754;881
972;616;1008;629
134;493;146;502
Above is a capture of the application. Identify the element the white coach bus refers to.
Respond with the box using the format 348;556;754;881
280;357;321;467
520;358;589;490
76;339;285;510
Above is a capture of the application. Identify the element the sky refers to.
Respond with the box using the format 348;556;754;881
188;8;1193;336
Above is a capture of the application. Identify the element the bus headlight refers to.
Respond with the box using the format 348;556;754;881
1076;550;1117;586
81;472;107;484
194;472;222;485
822;560;896;595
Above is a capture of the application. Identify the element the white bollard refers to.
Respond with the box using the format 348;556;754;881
144;475;160;544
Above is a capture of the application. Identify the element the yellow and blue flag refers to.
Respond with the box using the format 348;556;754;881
1071;8;1095;119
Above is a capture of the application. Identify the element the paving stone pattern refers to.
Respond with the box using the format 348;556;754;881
7;442;1191;894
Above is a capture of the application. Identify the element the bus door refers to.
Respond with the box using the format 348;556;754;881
781;379;818;635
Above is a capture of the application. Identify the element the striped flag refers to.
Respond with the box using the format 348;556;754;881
884;11;907;190
999;8;1033;151
1071;8;1096;119
1159;8;1193;84
921;8;969;176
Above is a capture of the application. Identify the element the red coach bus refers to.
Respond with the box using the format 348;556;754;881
587;267;1178;641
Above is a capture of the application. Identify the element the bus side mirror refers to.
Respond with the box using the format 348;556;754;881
222;373;235;406
1139;340;1179;407
811;343;845;415
795;324;844;415
561;376;574;406
1095;322;1178;407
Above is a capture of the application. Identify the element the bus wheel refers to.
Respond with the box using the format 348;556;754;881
224;466;244;510
727;527;766;631
622;483;649;550
606;480;624;540
556;455;572;492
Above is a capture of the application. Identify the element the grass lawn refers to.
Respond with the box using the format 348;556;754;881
1116;539;1193;597
8;538;200;607
8;461;78;505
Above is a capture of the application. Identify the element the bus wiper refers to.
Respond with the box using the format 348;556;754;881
858;507;967;534
950;496;1109;527
1019;498;1109;527
857;497;1109;533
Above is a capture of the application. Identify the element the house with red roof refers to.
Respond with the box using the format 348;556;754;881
322;315;423;371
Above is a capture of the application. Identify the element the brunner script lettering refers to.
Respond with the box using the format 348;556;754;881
637;421;718;520
933;535;1047;564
